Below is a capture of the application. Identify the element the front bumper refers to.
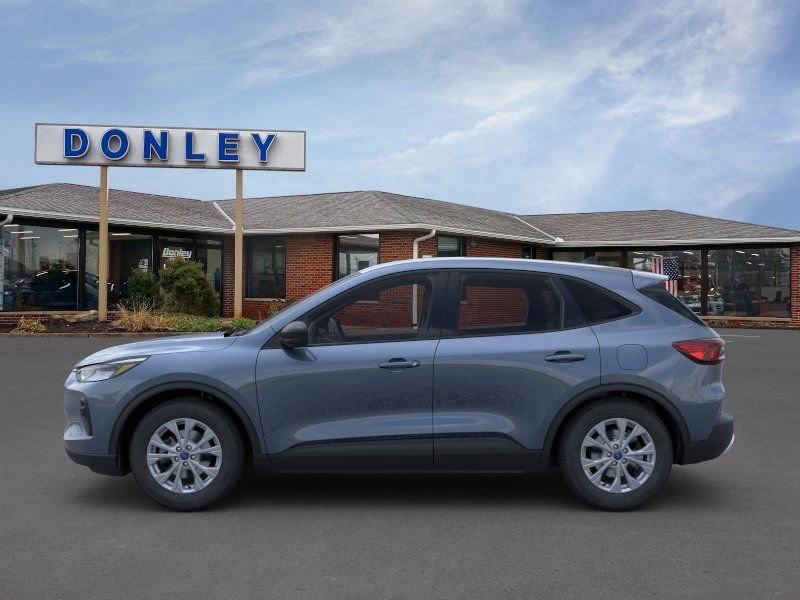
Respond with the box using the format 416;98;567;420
65;448;127;476
679;410;734;464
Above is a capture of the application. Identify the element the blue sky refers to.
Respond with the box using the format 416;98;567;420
1;0;799;228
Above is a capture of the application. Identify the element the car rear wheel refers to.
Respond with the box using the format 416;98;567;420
130;398;244;511
558;398;672;510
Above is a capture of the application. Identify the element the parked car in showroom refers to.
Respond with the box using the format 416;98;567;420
64;258;733;511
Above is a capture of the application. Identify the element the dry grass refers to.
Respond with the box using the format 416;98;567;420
113;301;177;333
11;317;46;334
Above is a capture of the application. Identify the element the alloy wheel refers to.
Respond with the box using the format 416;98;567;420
580;418;656;494
146;418;222;494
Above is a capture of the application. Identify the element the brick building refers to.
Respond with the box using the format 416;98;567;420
2;183;799;328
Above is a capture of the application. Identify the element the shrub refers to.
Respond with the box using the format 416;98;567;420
127;269;162;308
11;317;46;334
114;302;175;332
158;259;219;316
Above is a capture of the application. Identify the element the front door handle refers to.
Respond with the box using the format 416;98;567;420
378;358;421;370
545;351;586;363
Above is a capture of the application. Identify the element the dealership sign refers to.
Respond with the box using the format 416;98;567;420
34;123;306;171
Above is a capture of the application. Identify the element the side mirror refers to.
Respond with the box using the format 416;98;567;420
279;321;308;349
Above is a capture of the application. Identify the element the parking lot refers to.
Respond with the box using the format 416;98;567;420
1;328;799;599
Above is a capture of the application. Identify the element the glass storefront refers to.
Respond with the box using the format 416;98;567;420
594;250;623;267
336;234;379;278
2;223;80;310
629;249;702;309
706;248;790;318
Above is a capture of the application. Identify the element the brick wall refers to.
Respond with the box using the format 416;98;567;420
465;237;525;258
221;237;235;317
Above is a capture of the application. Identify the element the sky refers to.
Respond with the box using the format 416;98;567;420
1;0;799;228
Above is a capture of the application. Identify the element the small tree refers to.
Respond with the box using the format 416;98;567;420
159;259;219;316
127;269;162;309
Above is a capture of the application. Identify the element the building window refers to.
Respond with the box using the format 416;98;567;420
437;235;465;257
706;248;790;318
85;230;154;309
2;223;80;310
522;245;535;259
246;236;285;298
336;234;379;279
628;249;701;310
552;250;586;263
593;250;623;267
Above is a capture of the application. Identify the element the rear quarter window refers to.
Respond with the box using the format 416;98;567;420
639;282;707;326
557;277;637;325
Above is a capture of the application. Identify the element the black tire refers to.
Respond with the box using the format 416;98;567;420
558;398;673;510
130;397;244;511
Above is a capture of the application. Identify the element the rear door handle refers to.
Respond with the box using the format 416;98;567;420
545;351;586;363
378;358;421;370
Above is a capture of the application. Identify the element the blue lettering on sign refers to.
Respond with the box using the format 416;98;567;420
218;132;239;162
251;133;276;162
185;131;205;161
64;128;89;158
100;129;129;160
143;130;168;160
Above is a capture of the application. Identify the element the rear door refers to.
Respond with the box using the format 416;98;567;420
432;269;601;470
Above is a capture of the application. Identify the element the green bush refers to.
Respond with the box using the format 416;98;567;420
170;314;256;333
159;259;220;316
127;269;162;308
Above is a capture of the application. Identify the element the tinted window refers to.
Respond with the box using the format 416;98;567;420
309;274;435;345
454;272;563;336
640;282;707;326
246;237;285;298
336;233;379;278
559;277;633;324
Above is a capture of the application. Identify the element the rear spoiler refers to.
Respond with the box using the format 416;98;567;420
631;269;668;290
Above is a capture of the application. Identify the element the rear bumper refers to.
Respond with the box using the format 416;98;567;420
679;410;734;464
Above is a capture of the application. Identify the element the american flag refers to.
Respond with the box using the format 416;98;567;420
650;255;680;296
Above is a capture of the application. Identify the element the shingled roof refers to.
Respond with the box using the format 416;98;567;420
215;190;551;242
2;183;798;244
0;183;231;232
519;210;800;244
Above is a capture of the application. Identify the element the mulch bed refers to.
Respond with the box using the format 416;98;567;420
0;317;172;335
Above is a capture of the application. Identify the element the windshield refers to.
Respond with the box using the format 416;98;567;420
245;270;365;335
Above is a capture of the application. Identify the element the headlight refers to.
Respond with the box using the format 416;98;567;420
74;357;148;382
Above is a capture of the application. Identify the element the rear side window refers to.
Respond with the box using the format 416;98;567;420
639;282;707;326
558;277;635;325
454;272;564;336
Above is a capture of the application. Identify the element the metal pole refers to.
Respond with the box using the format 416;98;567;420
98;166;109;321
234;169;244;319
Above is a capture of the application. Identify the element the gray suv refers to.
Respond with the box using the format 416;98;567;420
64;258;734;511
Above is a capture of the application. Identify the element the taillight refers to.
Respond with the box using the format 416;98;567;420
672;339;725;365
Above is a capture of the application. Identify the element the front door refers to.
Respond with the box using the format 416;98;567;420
433;270;601;470
256;271;446;471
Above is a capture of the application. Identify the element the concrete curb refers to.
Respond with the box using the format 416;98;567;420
0;331;204;338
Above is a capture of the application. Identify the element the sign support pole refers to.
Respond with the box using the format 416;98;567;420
234;168;244;319
98;166;109;321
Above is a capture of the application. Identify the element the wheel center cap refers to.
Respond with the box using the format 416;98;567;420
612;450;623;460
179;451;190;460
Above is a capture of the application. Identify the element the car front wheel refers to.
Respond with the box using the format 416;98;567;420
558;398;673;510
130;398;244;511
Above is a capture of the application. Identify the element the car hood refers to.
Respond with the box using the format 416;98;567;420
75;334;237;367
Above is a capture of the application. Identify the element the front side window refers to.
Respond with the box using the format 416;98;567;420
309;274;436;345
454;272;563;336
2;223;80;311
706;247;790;318
247;236;285;298
438;236;465;257
336;234;379;279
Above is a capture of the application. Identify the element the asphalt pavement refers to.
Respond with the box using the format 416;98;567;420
1;329;798;599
